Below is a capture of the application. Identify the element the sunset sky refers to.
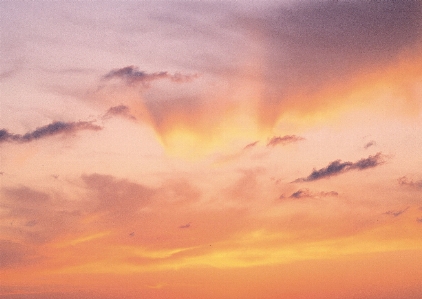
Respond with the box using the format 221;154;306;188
1;1;422;298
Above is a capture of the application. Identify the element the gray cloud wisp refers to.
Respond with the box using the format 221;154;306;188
279;188;338;199
102;105;136;120
267;135;304;147
0;121;102;143
103;66;198;87
294;152;386;182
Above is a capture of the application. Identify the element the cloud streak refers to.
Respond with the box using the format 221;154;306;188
364;141;376;149
294;152;386;182
384;207;409;217
102;66;198;87
102;105;136;120
266;135;304;147
280;188;338;200
0;121;102;143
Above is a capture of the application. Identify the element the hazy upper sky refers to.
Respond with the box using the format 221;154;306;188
1;1;422;298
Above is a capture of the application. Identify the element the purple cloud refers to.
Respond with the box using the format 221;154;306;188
0;121;102;144
294;152;386;182
103;66;198;87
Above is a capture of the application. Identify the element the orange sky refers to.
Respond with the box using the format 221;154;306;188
1;1;422;298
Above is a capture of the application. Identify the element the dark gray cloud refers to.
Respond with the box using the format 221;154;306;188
0;121;102;144
238;1;422;125
384;207;409;217
261;1;421;82
267;135;304;147
295;152;386;182
103;105;136;120
398;176;422;189
364;141;376;149
282;188;338;199
289;189;312;199
179;223;191;229
102;66;198;87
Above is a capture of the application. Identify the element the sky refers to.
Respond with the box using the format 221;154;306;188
1;1;422;298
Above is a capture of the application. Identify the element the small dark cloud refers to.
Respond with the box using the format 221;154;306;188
289;189;312;199
384;207;409;217
294;152;386;182
267;135;304;147
287;188;338;199
179;222;191;229
398;176;422;189
103;105;136;120
0;121;102;144
364;140;376;149
416;218;422;223
102;66;198;87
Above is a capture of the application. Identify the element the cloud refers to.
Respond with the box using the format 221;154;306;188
417;218;422;223
81;173;154;223
398;176;422;189
179;223;191;229
266;135;304;147
364;140;376;149
280;188;338;199
243;141;259;150
1;186;82;244
0;240;37;269
102;66;198;87
102;105;136;120
0;121;102;144
289;189;312;199
295;152;386;182
236;0;422;127
384;207;409;217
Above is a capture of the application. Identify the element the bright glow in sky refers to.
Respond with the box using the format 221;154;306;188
1;1;422;298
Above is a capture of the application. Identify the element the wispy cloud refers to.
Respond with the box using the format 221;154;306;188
0;121;102;144
294;152;386;182
280;188;338;199
384;207;409;217
243;141;259;150
102;105;136;120
179;223;191;229
102;66;198;87
364;140;376;149
398;176;422;189
266;135;304;147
